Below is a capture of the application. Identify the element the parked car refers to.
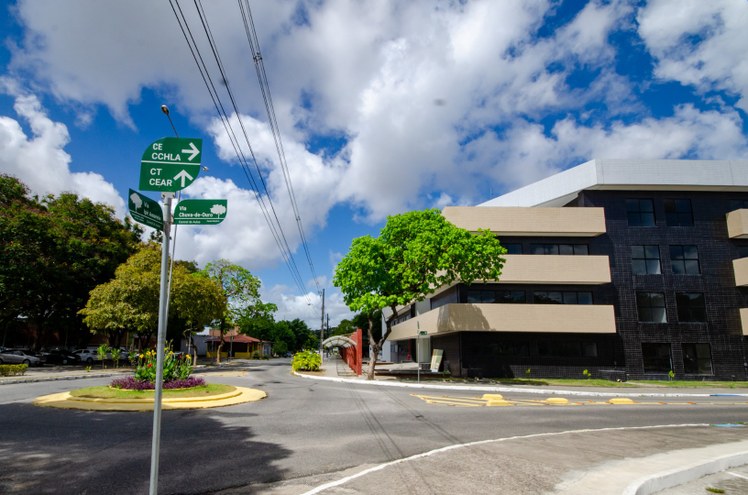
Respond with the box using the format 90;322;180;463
0;349;43;366
73;349;100;365
43;349;82;365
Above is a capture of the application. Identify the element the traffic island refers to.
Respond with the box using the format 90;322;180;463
33;385;266;411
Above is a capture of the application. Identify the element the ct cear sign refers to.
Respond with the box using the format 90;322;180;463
173;199;228;225
139;137;202;192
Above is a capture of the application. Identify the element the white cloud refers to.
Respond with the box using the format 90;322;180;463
264;284;353;330
0;81;124;213
638;0;748;110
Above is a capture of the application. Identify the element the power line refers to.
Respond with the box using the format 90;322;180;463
169;0;311;302
239;0;322;295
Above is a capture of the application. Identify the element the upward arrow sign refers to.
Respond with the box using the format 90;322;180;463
181;142;200;161
174;169;194;187
140;137;202;192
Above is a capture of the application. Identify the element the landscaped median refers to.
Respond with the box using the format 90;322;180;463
33;384;266;411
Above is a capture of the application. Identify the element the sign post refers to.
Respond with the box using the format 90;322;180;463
417;330;428;383
144;137;202;495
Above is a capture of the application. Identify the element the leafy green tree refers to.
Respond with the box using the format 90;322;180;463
80;245;225;350
202;260;272;364
0;176;54;342
0;175;141;348
333;209;506;379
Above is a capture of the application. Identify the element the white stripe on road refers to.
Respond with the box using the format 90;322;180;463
300;423;709;495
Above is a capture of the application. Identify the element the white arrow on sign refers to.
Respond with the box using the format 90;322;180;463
181;142;200;161
174;169;194;187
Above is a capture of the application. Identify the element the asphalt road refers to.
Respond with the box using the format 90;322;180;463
1;359;747;494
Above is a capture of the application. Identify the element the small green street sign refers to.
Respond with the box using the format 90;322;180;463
128;189;163;231
139;137;203;192
173;199;228;225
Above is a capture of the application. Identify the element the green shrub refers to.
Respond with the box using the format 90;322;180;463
292;350;321;371
250;350;262;360
0;364;28;376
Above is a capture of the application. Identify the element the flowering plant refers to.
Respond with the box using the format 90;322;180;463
133;346;194;384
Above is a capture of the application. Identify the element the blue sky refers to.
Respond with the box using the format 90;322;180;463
1;0;747;328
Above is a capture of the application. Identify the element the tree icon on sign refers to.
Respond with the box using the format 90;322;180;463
210;204;227;216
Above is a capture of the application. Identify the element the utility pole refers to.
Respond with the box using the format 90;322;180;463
320;288;325;364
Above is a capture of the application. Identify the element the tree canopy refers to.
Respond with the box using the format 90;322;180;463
202;259;275;363
1;175;141;347
333;208;506;378
80;244;225;348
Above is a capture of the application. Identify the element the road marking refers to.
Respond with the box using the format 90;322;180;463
299;424;710;495
728;471;748;480
411;394;748;408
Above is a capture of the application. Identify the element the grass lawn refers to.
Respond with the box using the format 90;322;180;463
70;383;235;400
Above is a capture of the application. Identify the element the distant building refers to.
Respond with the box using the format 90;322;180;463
384;159;748;380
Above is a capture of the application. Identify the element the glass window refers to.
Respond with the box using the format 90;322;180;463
533;291;563;304
632;245;661;275
533;291;592;304
642;343;672;372
676;292;706;322
637;292;666;322
670;245;700;275
467;290;494;303
529;243;588;255
503;243;522;254
626;199;655;226
664;199;693;226
495;290;526;303
683;343;713;374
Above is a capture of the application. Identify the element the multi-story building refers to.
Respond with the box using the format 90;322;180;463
384;159;748;380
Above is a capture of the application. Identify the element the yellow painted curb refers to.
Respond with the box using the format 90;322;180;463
608;397;636;405
545;397;570;405
33;386;266;412
481;394;504;400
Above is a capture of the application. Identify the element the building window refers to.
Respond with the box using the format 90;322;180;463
676;292;706;322
670;245;700;275
683;343;713;375
533;291;593;304
642;343;672;372
637;292;666;322
503;243;523;254
664;199;693;226
466;289;525;304
631;245;661;275
528;243;588;255
626;199;655;226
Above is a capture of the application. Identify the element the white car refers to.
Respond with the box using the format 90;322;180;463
73;349;101;365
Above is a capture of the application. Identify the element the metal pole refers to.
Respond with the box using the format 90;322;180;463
149;192;174;495
319;288;325;365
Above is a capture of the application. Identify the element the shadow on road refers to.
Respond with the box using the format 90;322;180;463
0;402;290;494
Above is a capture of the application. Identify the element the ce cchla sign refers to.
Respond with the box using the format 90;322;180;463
139;137;202;192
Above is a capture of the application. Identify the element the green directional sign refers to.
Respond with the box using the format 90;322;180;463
128;189;163;231
173;199;228;225
139;137;203;192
